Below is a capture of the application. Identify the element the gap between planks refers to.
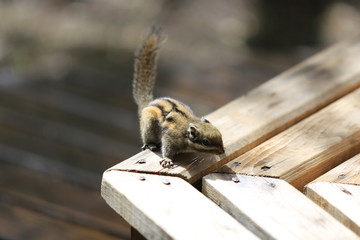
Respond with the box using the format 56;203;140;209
108;37;360;184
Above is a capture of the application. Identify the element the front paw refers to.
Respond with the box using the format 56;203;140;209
160;158;174;168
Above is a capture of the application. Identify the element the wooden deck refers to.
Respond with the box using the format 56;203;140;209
2;1;360;239
102;38;360;239
0;73;136;239
0;31;292;240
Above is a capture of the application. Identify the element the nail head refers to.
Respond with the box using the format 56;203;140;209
261;166;271;171
232;176;240;183
163;179;171;185
269;182;276;188
136;159;146;164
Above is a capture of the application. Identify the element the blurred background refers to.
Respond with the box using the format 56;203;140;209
0;0;359;239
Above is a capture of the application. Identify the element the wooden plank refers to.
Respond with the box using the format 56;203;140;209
0;201;125;240
1;188;130;239
0;105;137;160
109;37;360;183
219;87;360;190
1;162;128;239
40;74;135;110
101;171;259;240
0;144;100;188
304;153;360;235
0;88;137;143
6;83;137;130
0;124;117;174
310;153;360;185
305;182;360;236
203;173;359;240
0;162;129;236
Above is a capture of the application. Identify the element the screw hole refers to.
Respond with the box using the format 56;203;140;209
338;174;346;179
232;162;241;167
261;166;271;171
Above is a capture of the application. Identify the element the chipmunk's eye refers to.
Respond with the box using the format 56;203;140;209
165;116;175;122
202;139;210;146
201;117;210;123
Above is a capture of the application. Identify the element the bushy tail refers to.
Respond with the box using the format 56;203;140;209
133;26;166;114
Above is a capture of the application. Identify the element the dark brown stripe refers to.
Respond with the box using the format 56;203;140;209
161;98;188;118
149;103;166;116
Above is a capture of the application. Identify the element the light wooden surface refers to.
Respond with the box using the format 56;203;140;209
304;153;360;235
101;170;259;240
203;173;359;240
109;37;360;184
311;153;360;185
219;87;360;189
305;182;360;236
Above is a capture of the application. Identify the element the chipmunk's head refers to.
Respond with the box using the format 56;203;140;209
186;117;225;155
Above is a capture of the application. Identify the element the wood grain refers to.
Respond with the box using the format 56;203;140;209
101;171;259;240
304;154;360;235
0;88;138;146
109;37;360;183
311;153;360;185
203;173;359;240
305;182;360;236
219;87;360;189
0;162;129;237
0;201;124;240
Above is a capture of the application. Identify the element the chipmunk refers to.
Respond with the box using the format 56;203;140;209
133;27;225;168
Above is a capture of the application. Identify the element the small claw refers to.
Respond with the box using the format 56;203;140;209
149;145;160;151
141;144;160;152
160;158;174;168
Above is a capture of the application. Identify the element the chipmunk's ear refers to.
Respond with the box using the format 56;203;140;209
201;117;210;123
187;123;199;141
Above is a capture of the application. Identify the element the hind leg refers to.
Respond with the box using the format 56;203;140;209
140;109;161;151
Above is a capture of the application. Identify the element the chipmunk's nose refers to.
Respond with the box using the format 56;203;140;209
217;145;225;155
